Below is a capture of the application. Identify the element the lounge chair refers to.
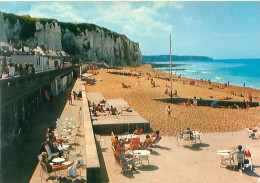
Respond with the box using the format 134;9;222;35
39;162;58;183
111;146;130;173
151;137;162;146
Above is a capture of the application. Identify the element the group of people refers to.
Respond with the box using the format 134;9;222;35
111;130;162;172
39;127;74;174
3;62;35;78
88;99;120;117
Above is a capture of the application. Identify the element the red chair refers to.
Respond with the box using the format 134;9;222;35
129;137;140;150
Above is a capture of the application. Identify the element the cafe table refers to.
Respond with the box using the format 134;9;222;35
52;157;65;165
130;150;150;166
216;150;235;168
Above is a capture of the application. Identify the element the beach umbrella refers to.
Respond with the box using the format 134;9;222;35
210;100;217;107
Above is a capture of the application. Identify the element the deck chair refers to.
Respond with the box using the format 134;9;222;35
39;162;58;183
111;146;130;173
45;144;59;158
129;137;140;150
119;154;131;173
111;146;121;165
151;136;162;146
235;153;245;173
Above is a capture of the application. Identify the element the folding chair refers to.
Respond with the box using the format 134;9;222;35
39;162;58;183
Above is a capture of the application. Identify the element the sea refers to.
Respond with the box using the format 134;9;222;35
151;59;260;89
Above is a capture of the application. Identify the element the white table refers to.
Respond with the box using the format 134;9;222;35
63;129;72;135
63;136;70;143
58;144;69;151
52;157;65;165
192;131;202;143
216;150;234;167
130;150;150;166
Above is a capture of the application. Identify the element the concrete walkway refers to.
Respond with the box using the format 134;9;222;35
30;78;87;182
101;131;260;183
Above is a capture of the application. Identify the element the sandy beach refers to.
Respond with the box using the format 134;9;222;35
85;64;260;136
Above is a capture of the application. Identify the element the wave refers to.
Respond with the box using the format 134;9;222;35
215;77;221;80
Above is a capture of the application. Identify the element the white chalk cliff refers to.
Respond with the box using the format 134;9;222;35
0;11;142;66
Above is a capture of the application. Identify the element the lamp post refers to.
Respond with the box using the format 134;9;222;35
170;34;173;101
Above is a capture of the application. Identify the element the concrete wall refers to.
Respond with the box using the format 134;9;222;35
82;85;101;182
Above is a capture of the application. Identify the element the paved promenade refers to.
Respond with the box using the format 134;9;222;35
30;78;87;182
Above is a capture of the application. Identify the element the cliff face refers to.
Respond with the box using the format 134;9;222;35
0;11;142;66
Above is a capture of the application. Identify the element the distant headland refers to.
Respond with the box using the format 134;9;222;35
142;55;213;62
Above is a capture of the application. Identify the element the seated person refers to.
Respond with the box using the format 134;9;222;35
77;91;82;98
183;127;194;140
115;146;137;171
96;104;105;112
165;88;168;94
152;130;161;144
112;136;119;149
101;98;106;104
186;99;191;106
46;133;63;157
140;135;153;149
126;107;133;112
41;152;74;173
48;127;64;145
173;90;177;97
229;145;249;169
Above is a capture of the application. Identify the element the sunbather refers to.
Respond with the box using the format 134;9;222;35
41;152;74;173
152;130;161;144
140;135;153;149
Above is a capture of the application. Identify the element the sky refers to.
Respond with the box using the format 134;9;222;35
0;1;260;59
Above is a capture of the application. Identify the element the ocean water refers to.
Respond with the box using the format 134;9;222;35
152;59;260;89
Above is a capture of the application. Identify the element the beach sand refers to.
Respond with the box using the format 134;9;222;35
85;64;260;136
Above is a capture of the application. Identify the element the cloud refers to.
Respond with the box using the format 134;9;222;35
86;2;172;39
153;2;183;9
183;17;203;26
17;2;86;23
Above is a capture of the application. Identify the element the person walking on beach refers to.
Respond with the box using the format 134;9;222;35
68;91;72;105
193;97;198;106
167;105;172;118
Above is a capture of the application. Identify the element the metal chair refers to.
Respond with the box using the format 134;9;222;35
45;144;59;158
39;162;58;183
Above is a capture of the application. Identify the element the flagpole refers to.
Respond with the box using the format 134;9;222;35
170;34;172;101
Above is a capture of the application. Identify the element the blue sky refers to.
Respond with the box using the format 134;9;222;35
0;1;260;59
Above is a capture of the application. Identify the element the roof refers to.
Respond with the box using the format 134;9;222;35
33;46;46;56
